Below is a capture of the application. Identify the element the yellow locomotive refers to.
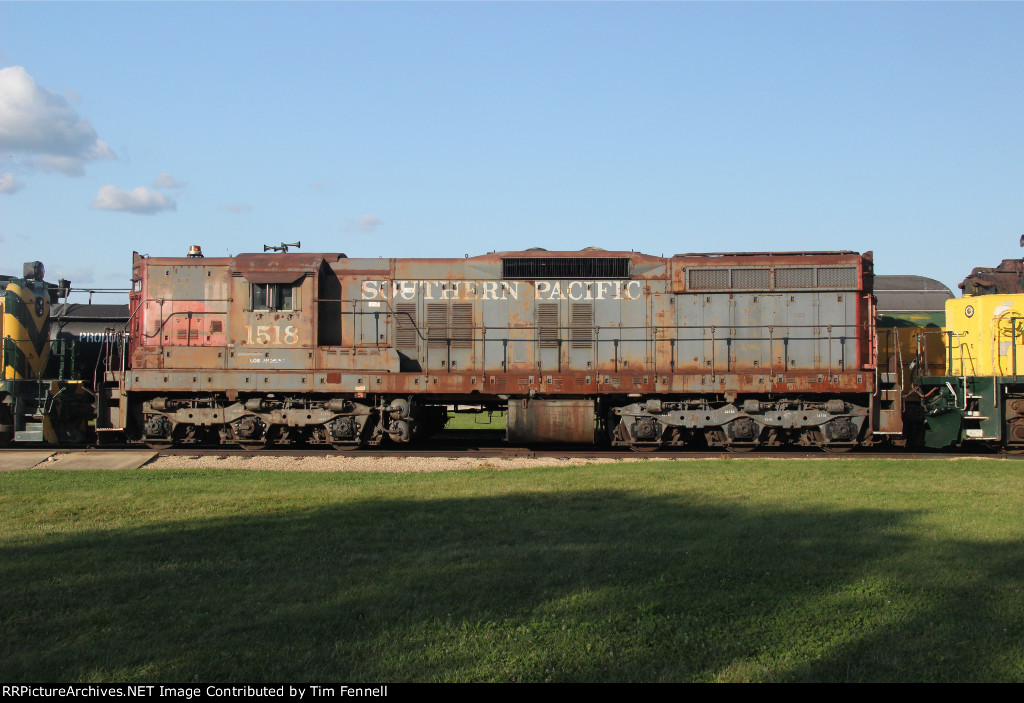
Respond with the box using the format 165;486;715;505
916;249;1024;450
0;262;90;444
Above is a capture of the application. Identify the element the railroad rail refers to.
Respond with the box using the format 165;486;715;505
2;443;1019;464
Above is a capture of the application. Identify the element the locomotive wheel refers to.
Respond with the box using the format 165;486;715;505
332;442;363;451
725;444;756;454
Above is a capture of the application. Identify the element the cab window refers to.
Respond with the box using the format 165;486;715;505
252;283;295;311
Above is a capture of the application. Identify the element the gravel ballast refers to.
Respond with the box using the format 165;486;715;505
144;454;657;472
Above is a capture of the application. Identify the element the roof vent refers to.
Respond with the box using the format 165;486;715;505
502;257;630;279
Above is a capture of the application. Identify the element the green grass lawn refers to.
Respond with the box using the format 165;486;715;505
444;410;505;430
2;458;1023;682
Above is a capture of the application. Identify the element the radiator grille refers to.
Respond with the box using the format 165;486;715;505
775;267;815;289
731;268;771;289
817;266;857;288
502;257;629;279
687;264;859;291
688;268;729;290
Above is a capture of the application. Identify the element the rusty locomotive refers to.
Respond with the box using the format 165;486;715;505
79;246;891;452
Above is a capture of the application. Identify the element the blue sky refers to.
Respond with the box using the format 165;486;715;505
1;2;1022;300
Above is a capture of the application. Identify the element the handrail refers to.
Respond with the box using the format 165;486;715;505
141;309;228;340
942;330;968;411
124;296;883;379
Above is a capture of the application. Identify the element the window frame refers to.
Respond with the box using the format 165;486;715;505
251;282;298;312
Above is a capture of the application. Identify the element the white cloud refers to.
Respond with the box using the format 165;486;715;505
359;214;383;229
0;172;25;194
153;172;186;189
345;214;384;232
226;203;252;214
92;185;176;215
0;66;114;176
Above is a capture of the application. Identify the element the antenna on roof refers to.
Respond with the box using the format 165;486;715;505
264;241;301;253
